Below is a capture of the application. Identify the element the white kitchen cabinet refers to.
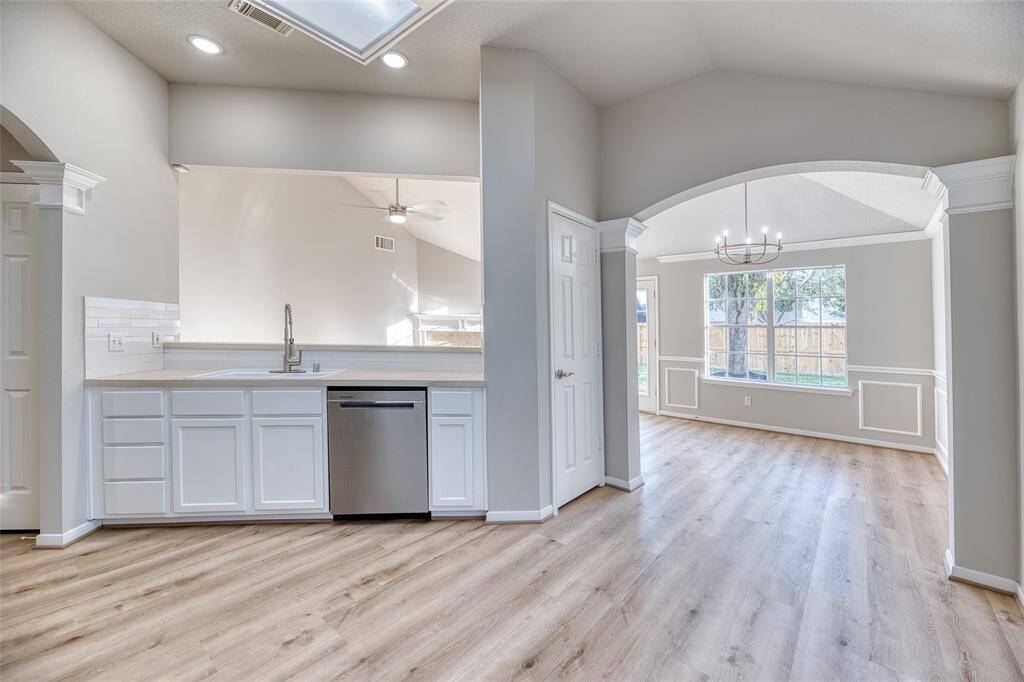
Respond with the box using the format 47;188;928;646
171;418;246;513
428;388;486;513
252;417;325;510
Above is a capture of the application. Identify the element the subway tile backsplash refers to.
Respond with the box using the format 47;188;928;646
84;297;181;378
162;349;483;373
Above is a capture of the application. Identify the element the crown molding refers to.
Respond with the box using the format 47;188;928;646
10;161;105;215
924;155;1015;216
598;217;648;254
654;229;930;263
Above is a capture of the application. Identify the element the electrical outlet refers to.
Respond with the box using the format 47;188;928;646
151;331;162;349
108;332;126;352
743;395;751;407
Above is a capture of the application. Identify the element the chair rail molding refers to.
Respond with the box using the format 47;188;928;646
924;155;1015;215
10;161;105;214
598;217;648;254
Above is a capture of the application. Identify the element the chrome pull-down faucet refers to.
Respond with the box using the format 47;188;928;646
270;303;304;374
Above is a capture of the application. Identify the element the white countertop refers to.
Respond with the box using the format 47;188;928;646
162;342;482;354
84;368;485;388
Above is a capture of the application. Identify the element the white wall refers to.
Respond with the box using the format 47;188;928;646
638;239;937;450
170;84;479;179
1011;80;1024;587
600;70;1012;220
416;240;481;315
178;168;422;345
1;0;178;537
480;47;599;514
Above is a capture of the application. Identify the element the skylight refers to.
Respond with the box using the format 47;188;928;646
250;0;450;64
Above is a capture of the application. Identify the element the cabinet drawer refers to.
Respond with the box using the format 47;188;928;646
104;481;167;515
171;390;245;417
430;390;474;416
103;446;165;480
252;390;323;416
102;391;165;417
103;418;164;445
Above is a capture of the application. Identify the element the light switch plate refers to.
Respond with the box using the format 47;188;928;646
108;332;126;352
151;331;162;349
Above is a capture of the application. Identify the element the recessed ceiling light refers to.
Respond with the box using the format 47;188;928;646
381;51;408;69
188;35;224;55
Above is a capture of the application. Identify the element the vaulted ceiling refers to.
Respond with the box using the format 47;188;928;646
638;172;942;260
74;1;1024;107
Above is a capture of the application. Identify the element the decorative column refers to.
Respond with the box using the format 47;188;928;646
925;155;1020;592
598;217;648;491
12;161;104;547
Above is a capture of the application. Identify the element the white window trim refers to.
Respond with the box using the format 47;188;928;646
704;265;848;392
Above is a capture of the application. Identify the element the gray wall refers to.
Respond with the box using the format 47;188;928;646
416;240;481;315
178;168;422;345
947;209;1019;582
1;0;178;535
599;70;1012;220
1011;80;1023;586
637;240;937;450
170;84;479;179
480;47;599;514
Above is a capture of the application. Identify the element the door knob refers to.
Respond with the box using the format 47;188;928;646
555;369;575;379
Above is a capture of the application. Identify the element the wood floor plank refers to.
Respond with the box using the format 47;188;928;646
2;415;1021;680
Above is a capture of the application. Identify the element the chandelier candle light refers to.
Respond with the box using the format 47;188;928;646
714;181;783;266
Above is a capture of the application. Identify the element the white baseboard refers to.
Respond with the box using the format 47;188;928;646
486;505;554;524
35;519;102;548
657;410;937;456
945;549;1022;595
431;510;486;518
605;475;645;491
934;441;949;477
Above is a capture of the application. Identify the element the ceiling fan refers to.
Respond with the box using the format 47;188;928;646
340;178;450;224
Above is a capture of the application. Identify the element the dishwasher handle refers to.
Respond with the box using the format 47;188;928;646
329;400;419;408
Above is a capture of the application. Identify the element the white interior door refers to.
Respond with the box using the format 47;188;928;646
549;206;603;509
1;182;40;530
637;277;658;413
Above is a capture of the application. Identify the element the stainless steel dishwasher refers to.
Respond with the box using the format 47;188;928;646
327;389;428;518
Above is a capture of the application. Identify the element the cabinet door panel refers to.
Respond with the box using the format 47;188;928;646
171;419;245;513
252;418;325;510
429;416;474;508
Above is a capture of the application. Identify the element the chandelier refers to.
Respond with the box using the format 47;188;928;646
714;181;783;266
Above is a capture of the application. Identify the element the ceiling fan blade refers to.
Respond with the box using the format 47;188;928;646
407;209;444;221
407;199;449;213
338;203;385;211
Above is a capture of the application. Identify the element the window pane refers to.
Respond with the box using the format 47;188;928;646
774;328;796;353
776;355;797;383
747;327;768;352
797;328;820;354
799;269;821;296
708;352;727;377
707;274;726;300
727;299;748;325
822;328;846;356
707;301;726;324
822;297;846;325
727;352;747;379
774;297;797;326
708;326;728;351
747;299;768;325
822;357;847;387
797;298;821;326
798;356;821;385
772;270;798;298
636;290;648;324
728;273;748;298
727;326;750;354
748;271;767;298
747;354;768;382
821;267;846;296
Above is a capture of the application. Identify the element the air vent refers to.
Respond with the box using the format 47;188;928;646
374;235;396;252
227;0;295;36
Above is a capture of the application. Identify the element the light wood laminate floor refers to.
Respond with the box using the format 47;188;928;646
2;415;1022;680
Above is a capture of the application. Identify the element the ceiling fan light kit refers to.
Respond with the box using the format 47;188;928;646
338;178;450;223
714;181;783;266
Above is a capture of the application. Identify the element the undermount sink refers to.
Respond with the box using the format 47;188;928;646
189;369;339;380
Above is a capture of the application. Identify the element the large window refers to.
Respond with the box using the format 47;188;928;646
705;266;847;389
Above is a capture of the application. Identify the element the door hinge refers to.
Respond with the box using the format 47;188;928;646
596;340;602;358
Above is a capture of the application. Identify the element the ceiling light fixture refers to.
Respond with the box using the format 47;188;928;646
388;206;408;224
187;35;224;55
381;51;408;68
714;181;783;266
